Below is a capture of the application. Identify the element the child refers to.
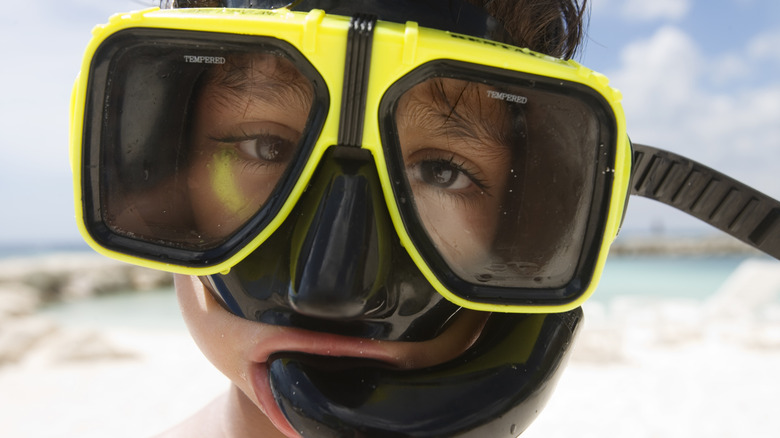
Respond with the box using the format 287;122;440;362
70;0;780;436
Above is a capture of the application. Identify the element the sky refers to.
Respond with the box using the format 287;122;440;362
0;0;778;247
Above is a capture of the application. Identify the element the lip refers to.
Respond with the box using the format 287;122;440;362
247;311;489;437
249;329;409;437
249;309;489;368
252;364;300;438
263;310;585;438
250;328;407;367
248;329;411;438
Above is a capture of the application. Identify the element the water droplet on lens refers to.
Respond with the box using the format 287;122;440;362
476;273;493;282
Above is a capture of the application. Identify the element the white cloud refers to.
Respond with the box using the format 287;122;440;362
622;0;692;21
748;30;780;62
567;0;692;22
608;26;780;201
609;26;702;139
606;25;780;233
710;53;753;85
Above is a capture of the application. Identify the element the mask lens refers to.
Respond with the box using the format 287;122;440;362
84;30;322;255
386;69;614;293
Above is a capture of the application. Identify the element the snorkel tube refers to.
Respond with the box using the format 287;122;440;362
269;310;582;437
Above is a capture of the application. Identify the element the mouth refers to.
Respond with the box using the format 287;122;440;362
252;364;299;437
254;310;583;438
248;311;489;437
252;355;398;438
249;336;407;438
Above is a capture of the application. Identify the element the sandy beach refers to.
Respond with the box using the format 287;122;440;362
2;254;780;437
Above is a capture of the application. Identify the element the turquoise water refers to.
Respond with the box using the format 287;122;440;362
0;242;91;259
40;287;184;330
593;255;754;302
36;255;769;329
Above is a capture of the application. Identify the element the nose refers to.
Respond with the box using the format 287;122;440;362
288;146;391;319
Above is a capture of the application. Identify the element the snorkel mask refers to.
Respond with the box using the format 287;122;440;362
70;0;780;436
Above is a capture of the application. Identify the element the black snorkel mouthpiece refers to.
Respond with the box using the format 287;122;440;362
268;308;583;437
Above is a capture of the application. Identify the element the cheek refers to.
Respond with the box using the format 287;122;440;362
176;275;237;365
175;275;257;391
187;152;275;239
187;154;241;238
415;197;502;264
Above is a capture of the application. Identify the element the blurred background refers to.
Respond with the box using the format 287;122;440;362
1;1;779;437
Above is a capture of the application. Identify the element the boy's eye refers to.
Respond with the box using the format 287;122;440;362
237;135;293;162
415;160;473;190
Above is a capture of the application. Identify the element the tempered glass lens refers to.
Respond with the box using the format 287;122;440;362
389;74;607;290
90;32;317;251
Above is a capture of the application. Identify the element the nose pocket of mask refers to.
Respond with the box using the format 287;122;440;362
289;146;393;319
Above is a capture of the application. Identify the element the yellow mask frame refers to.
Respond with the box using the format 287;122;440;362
70;7;631;313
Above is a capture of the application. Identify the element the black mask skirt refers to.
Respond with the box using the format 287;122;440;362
201;145;583;437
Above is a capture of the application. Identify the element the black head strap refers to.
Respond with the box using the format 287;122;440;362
168;0;510;43
631;144;780;259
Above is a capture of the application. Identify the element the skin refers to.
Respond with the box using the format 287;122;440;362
188;53;313;240
157;275;490;438
396;78;513;272
167;53;516;437
188;54;514;268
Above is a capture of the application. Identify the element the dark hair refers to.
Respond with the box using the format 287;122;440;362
468;0;588;59
164;1;588;58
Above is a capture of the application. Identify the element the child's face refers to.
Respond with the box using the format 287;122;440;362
176;51;515;435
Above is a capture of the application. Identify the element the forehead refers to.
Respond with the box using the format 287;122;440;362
396;78;516;147
199;52;314;105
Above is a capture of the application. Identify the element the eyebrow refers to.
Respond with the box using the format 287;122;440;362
402;87;513;152
205;59;313;110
